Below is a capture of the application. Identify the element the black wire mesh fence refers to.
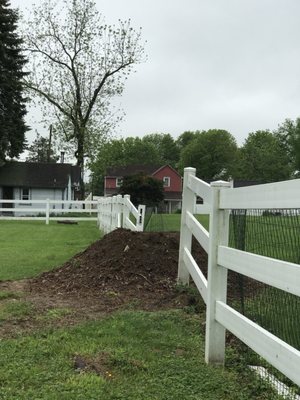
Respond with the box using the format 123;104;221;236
228;209;300;395
144;206;300;394
144;207;164;232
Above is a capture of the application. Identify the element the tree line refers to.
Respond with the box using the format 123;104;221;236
88;121;300;195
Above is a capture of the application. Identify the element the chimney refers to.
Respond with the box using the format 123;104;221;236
60;151;65;164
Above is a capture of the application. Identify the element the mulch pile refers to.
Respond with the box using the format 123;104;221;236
30;228;208;309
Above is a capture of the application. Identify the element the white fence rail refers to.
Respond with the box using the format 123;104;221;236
0;195;146;233
178;167;300;386
97;194;145;233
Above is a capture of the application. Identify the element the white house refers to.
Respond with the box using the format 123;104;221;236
0;161;81;216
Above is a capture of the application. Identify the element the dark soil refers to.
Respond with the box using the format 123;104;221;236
29;228;208;311
0;228;255;338
0;229;210;337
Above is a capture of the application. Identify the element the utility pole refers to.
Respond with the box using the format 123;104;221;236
47;124;53;163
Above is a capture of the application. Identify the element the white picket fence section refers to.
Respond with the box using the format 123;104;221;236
178;167;300;387
0;195;145;233
0;199;98;223
97;194;145;233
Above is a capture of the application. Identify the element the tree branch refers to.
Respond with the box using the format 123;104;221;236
26;46;72;72
83;61;133;124
24;81;74;122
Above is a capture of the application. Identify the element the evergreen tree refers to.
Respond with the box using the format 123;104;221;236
0;0;28;163
26;133;58;163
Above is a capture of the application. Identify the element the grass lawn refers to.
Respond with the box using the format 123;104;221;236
0;219;290;398
145;213;209;232
0;220;101;280
0;309;282;400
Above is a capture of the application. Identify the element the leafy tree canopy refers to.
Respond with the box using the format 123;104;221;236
178;129;238;181
89;134;178;195
0;0;28;163
275;118;300;176
118;173;164;207
176;131;200;150
237;130;292;182
143;133;180;167
23;0;145;194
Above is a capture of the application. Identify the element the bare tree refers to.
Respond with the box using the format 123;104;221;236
23;0;145;194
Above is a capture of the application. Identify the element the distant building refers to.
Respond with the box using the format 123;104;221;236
104;164;182;213
0;161;81;215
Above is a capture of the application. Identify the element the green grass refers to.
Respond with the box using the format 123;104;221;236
40;307;73;321
0;290;20;300
145;213;209;232
0;299;33;321
234;284;300;350
0;220;101;280
0;310;282;400
0;218;293;397
229;214;300;348
229;213;300;263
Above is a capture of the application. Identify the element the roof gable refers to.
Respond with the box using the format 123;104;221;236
105;164;162;177
152;164;182;178
105;164;182;178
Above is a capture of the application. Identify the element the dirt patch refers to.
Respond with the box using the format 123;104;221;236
0;229;208;337
29;228;208;311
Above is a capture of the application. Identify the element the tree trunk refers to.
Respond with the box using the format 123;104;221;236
75;126;85;200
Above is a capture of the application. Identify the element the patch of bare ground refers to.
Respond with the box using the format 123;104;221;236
0;229;208;338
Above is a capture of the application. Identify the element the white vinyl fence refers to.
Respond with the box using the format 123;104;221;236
0;199;98;223
0;195;145;232
178;167;300;387
97;194;145;233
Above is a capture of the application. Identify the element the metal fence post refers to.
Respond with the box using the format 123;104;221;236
136;205;146;231
205;180;231;365
177;167;196;285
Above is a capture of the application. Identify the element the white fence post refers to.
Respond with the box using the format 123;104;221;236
111;196;115;230
205;180;231;365
46;198;50;225
178;167;196;285
97;199;101;229
123;195;130;229
116;194;123;228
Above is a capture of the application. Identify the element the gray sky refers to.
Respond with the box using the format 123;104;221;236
10;0;300;146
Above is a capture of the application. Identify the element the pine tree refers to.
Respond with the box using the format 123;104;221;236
0;0;28;163
26;133;59;163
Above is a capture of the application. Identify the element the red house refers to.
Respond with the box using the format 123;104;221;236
104;164;182;213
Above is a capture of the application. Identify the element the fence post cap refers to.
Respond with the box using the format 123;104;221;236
184;167;196;173
210;180;232;188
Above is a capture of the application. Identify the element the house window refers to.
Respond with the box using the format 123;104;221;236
163;177;170;187
21;188;30;201
116;177;123;187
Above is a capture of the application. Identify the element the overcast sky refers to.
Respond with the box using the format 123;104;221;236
10;0;300;146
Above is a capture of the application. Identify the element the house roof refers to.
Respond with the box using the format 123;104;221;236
233;179;262;188
0;161;81;188
105;164;181;177
105;164;162;177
